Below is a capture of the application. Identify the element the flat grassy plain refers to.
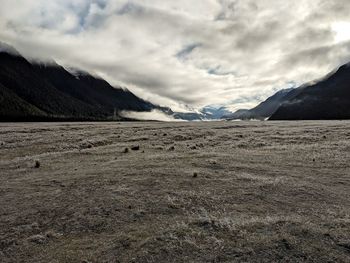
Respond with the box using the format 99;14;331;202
0;121;350;262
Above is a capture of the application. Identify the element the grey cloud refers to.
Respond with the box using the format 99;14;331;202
116;2;144;16
207;66;237;76
1;0;350;112
176;44;201;60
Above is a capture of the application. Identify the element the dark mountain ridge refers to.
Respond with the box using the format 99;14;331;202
223;88;297;120
0;44;164;121
224;61;350;121
270;63;350;120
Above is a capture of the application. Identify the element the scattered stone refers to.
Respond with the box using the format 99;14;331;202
120;238;131;248
34;160;40;168
87;144;92;149
168;203;179;209
168;146;175;151
123;148;129;153
45;230;62;239
28;234;46;244
193;172;198;178
163;133;167;136
323;135;327;139
190;146;197;150
0;239;17;249
313;158;316;162
131;145;140;151
280;238;292;250
337;241;350;250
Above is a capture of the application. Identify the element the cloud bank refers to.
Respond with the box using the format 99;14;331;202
120;109;181;122
1;0;350;111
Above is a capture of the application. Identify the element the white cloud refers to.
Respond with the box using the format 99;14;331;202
120;109;182;122
1;0;350;111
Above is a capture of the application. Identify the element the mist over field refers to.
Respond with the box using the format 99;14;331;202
120;110;180;122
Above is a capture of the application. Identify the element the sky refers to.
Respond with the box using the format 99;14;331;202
1;0;350;112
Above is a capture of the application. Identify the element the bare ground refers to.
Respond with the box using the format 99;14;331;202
0;121;350;263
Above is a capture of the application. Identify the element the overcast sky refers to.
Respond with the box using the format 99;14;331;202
1;0;350;112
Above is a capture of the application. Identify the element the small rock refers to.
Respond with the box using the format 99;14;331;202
123;148;129;153
131;145;140;151
190;146;197;150
337;241;350;250
313;158;316;162
34;160;40;168
28;234;46;244
193;172;198;178
45;230;62;239
31;222;40;230
168;146;175;151
163;133;167;136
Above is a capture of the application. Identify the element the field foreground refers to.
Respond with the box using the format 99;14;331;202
0;121;350;262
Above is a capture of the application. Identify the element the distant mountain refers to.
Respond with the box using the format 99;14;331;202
270;63;350;120
223;88;296;120
0;43;163;121
172;112;204;121
201;106;232;119
172;105;232;121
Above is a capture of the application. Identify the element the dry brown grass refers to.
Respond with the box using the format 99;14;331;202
0;121;349;262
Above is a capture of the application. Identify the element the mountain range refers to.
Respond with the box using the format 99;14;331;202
224;62;350;120
223;88;296;120
269;63;350;120
1;42;350;121
0;43;165;121
172;106;232;121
